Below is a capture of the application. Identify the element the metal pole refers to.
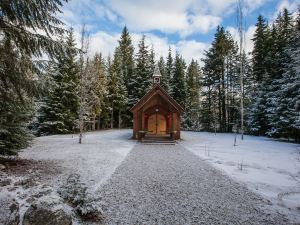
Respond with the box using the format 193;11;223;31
237;0;244;140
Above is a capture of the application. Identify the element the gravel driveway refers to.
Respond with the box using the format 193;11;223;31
98;144;290;225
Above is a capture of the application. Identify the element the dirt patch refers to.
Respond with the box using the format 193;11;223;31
0;157;62;178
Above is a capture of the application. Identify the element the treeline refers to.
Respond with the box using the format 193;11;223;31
201;8;300;142
248;9;300;141
1;0;299;155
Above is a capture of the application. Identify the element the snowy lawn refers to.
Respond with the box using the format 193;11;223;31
20;129;136;191
181;131;300;222
0;129;136;224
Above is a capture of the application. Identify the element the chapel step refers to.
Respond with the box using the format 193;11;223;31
141;137;176;145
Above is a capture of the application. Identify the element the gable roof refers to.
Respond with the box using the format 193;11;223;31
130;84;184;113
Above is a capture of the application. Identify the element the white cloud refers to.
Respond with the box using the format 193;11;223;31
131;34;176;59
58;0;280;63
177;40;210;64
60;0;117;26
60;0;275;38
107;0;225;36
273;0;300;20
71;29;209;65
227;25;256;54
181;14;221;37
244;0;270;12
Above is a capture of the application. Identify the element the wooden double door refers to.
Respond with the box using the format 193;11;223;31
147;113;166;135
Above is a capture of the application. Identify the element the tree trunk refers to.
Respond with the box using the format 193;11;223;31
118;110;121;129
98;113;101;130
92;114;96;131
111;106;114;129
79;116;83;144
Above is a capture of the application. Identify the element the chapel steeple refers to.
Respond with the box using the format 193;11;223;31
152;64;162;85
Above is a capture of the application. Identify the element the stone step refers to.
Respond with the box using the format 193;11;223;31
141;139;176;145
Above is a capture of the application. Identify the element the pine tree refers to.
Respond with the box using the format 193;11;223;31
107;48;128;128
84;53;107;131
248;15;271;135
134;35;152;101
200;26;240;132
149;46;156;75
183;59;201;130
0;0;67;154
171;52;186;108
265;8;294;137
117;26;135;126
118;26;135;90
158;56;168;90
0;38;35;154
273;10;300;141
166;47;173;93
37;29;79;135
201;48;216;131
92;54;107;130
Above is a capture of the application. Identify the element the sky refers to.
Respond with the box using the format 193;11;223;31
59;0;299;63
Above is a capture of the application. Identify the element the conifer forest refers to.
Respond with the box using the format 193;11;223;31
1;0;300;155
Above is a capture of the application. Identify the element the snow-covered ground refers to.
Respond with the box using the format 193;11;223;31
1;129;300;223
0;129;136;224
20;129;136;191
181;131;300;222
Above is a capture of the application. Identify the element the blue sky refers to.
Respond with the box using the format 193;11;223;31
59;0;299;63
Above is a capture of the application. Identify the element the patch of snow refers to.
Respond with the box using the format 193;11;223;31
20;129;136;192
181;131;300;222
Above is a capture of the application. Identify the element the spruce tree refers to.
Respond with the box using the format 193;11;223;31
248;15;270;135
0;37;35;154
92;54;107;130
37;29;80;135
149;46;156;75
171;52;186;108
0;0;67;154
158;56;168;90
134;35;152;101
107;48;128;128
265;9;294;137
274;10;300;141
201;48;216;131
117;26;135;126
183;60;201;130
118;26;135;90
166;47;173;93
84;53;107;130
200;26;240;132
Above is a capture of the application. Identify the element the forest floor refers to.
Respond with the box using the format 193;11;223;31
0;129;299;224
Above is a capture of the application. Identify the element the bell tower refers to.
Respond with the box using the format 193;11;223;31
152;64;162;85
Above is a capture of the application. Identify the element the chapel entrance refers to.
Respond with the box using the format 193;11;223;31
147;113;166;135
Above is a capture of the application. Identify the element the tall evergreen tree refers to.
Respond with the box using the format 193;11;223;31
85;53;107;130
158;56;168;90
149;45;156;75
118;26;135;90
171;52;186;108
201;26;240;132
37;29;79;135
133;35;152;101
183;59;201;130
107;48;128;128
0;0;67;154
272;10;300;141
248;15;271;135
0;37;35;154
117;26;135;126
265;9;294;137
166;47;173;93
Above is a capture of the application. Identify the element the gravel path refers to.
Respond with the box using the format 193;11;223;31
98;144;290;225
